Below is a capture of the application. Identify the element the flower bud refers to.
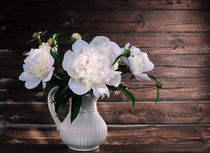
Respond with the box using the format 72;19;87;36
123;49;131;57
71;33;81;42
33;32;40;39
47;38;56;47
156;81;164;88
114;90;121;95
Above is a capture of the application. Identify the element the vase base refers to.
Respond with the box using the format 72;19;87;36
67;145;99;152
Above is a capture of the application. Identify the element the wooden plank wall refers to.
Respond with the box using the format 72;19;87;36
1;0;210;145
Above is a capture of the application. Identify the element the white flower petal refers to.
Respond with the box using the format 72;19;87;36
142;53;154;72
121;57;129;65
48;51;55;66
92;88;100;98
42;70;54;82
62;50;74;71
19;72;33;81
130;46;141;54
25;79;41;89
39;43;51;51
135;73;151;81
72;39;89;53
125;42;130;49
69;78;91;95
90;36;110;47
107;72;121;87
129;57;140;74
92;84;110;98
110;42;122;70
110;41;122;58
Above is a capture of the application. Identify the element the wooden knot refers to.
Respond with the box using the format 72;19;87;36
10;115;20;121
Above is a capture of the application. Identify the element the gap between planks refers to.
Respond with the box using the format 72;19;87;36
2;123;210;129
1;101;210;105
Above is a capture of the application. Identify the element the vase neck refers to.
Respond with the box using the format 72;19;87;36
80;94;98;113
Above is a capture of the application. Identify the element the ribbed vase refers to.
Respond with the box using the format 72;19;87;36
48;87;107;151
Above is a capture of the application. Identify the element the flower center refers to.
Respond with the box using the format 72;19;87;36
72;47;111;86
40;65;49;78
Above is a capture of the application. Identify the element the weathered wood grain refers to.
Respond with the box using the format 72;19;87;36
1;77;210;101
1;33;210;50
1;86;210;102
0;83;210;102
2;78;210;90
2;66;210;78
2;47;210;56
2;55;210;68
1;124;210;145
1;102;210;124
5;10;210;22
1;0;209;11
0;144;209;153
2;10;210;32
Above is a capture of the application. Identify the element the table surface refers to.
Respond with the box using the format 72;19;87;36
1;144;210;153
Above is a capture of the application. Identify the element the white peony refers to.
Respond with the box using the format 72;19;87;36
122;43;154;81
19;43;55;89
62;36;122;98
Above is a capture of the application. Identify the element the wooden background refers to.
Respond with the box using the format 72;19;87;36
1;0;210;152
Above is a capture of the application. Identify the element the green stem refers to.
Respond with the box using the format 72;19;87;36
112;54;124;66
53;73;62;79
57;40;72;44
38;39;42;45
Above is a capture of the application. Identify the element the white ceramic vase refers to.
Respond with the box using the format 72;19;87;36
48;86;107;151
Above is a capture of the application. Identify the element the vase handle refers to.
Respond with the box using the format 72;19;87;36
47;86;61;131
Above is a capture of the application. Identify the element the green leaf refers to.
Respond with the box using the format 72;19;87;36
57;39;72;44
53;75;70;101
26;38;36;44
60;75;70;87
148;74;157;82
53;33;61;39
117;85;135;109
50;49;63;63
111;54;124;66
54;72;65;79
54;61;58;72
55;98;64;114
46;78;61;85
71;94;82;122
54;85;69;102
38;39;42;46
155;88;160;103
40;30;48;36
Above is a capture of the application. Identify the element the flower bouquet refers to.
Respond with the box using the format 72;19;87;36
19;31;163;151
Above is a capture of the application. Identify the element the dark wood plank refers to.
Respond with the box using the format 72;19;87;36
2;66;210;78
109;33;210;49
1;0;209;11
1;102;210;124
5;10;210;22
2;77;210;101
3;10;210;32
2;55;210;68
3;21;210;33
0;144;209;153
1;124;210;145
1;46;210;56
142;47;210;55
1;86;210;102
1;33;210;50
2;78;210;90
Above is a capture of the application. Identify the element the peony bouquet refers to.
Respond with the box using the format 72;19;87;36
19;31;163;122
